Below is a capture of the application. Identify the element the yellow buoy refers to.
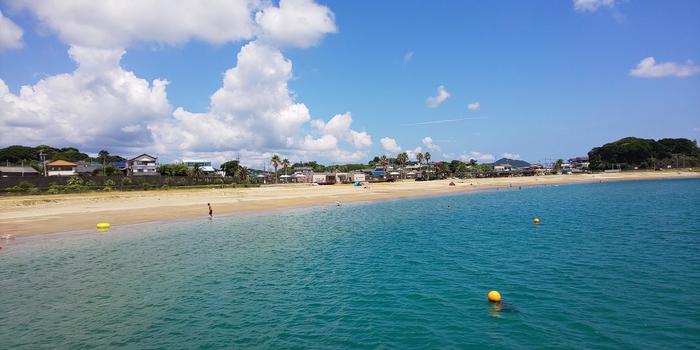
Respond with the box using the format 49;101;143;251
96;223;111;229
534;218;540;224
488;290;501;303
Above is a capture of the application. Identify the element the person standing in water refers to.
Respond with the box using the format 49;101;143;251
208;203;213;218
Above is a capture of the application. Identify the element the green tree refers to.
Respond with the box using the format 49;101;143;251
396;152;408;179
379;155;389;178
220;160;241;177
271;155;282;183
424;152;432;180
188;163;205;185
552;159;564;173
282;158;290;178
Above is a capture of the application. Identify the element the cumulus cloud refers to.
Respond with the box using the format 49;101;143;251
0;46;170;152
0;0;366;165
0;10;23;50
573;0;615;12
404;51;414;63
151;41;368;158
462;151;495;162
405;147;423;161
256;0;337;48
426;85;450;108
12;0;258;48
629;57;700;78
380;137;402;154
502;152;520;159
422;136;441;152
467;102;480;111
311;112;372;149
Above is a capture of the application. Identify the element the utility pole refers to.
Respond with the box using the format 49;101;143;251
22;159;25;177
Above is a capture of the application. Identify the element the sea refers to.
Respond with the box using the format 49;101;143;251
1;178;699;349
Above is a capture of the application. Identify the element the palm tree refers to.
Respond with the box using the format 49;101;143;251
379;155;389;178
239;166;250;183
271;155;282;183
424;152;431;180
416;153;424;179
282;158;291;182
552;159;564;173
189;163;205;185
396;152;408;179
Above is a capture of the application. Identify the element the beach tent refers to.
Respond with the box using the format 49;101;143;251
354;181;361;186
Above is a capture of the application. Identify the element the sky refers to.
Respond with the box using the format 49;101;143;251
1;0;699;168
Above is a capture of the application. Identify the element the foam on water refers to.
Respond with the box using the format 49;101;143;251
1;178;699;348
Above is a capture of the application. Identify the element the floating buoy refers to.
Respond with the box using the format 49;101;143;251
488;290;501;303
534;218;540;224
96;223;111;229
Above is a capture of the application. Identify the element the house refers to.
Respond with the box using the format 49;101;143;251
179;159;216;174
47;160;77;176
127;154;158;175
75;161;98;176
348;172;366;182
568;156;590;171
0;166;40;177
110;161;127;174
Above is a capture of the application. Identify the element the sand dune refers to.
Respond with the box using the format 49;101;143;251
1;171;697;237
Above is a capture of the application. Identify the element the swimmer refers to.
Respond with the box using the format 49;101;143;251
489;300;517;318
208;203;213;218
447;205;451;209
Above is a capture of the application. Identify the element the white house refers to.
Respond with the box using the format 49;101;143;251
127;154;158;175
47;160;77;176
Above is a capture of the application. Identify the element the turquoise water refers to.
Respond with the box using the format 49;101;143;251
1;178;699;349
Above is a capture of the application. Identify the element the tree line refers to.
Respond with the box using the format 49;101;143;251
588;137;699;170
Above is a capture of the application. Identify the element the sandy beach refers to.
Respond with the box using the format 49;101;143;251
1;171;697;238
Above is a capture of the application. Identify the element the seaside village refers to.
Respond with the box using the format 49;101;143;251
0;150;595;189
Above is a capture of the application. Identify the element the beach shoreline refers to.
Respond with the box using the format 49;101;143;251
1;170;697;238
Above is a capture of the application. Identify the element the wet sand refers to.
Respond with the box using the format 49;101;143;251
1;171;697;238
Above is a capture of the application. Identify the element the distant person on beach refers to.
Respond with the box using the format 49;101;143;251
208;203;213;218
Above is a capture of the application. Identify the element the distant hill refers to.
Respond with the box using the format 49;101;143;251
489;158;531;168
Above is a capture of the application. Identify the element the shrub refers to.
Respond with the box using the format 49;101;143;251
66;176;83;186
18;181;34;189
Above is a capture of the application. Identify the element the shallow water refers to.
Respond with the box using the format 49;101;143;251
1;178;699;349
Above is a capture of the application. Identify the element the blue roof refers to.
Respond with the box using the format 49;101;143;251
371;171;385;175
110;161;126;167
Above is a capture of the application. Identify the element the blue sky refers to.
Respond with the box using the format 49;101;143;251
1;0;698;168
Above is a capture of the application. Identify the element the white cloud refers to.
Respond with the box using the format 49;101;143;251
404;51;414;63
467;102;480;111
462;151;495;162
256;0;337;48
0;1;365;166
380;137;402;154
629;57;700;78
405;147;423;161
426;85;450;108
693;128;700;132
0;10;23;50
502;152;520;159
422;136;441;152
311;112;372;149
573;0;615;12
0;46;170;152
